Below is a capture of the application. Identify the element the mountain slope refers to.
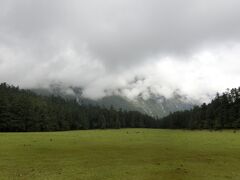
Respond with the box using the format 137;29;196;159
31;85;195;118
0;83;156;132
160;87;240;129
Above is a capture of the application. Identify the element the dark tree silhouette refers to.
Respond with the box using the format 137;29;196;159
0;83;156;132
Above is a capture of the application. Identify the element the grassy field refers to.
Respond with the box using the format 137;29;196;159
0;129;240;180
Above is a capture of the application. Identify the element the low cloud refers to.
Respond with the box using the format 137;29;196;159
0;0;240;102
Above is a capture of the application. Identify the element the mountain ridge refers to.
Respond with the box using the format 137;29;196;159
31;84;195;118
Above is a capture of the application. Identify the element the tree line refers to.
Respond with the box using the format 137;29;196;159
159;87;240;130
0;83;157;132
1;82;240;132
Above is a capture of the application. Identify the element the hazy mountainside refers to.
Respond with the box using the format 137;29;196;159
82;94;194;118
0;83;156;132
31;85;195;118
160;87;240;130
132;94;194;118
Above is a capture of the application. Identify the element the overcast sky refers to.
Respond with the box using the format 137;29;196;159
0;0;240;102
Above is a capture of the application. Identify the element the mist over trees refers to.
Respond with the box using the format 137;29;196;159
1;82;240;132
159;87;240;130
0;83;156;132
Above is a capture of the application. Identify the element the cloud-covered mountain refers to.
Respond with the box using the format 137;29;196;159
31;84;195;118
1;0;240;103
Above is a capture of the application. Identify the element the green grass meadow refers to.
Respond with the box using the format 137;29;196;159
0;129;240;180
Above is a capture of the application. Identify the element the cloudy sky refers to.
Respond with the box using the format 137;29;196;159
0;0;240;102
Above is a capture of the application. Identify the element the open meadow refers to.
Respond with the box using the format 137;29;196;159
0;129;240;180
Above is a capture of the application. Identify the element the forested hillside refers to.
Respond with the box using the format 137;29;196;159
32;84;194;118
0;83;156;132
159;87;240;130
1;82;240;132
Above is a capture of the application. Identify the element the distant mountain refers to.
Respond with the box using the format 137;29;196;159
132;93;194;118
160;86;240;130
0;82;156;132
31;84;195;118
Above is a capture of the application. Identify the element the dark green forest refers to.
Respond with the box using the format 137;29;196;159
0;83;157;132
159;87;240;130
1;82;240;132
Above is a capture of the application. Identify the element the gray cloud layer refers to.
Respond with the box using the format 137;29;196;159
0;0;240;102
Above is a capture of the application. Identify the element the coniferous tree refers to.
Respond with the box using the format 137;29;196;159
159;86;240;130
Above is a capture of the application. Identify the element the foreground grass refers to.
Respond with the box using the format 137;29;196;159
0;129;240;180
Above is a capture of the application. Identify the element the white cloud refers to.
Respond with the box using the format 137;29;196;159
0;0;240;102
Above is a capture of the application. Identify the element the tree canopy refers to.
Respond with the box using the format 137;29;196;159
159;87;240;130
0;83;156;132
